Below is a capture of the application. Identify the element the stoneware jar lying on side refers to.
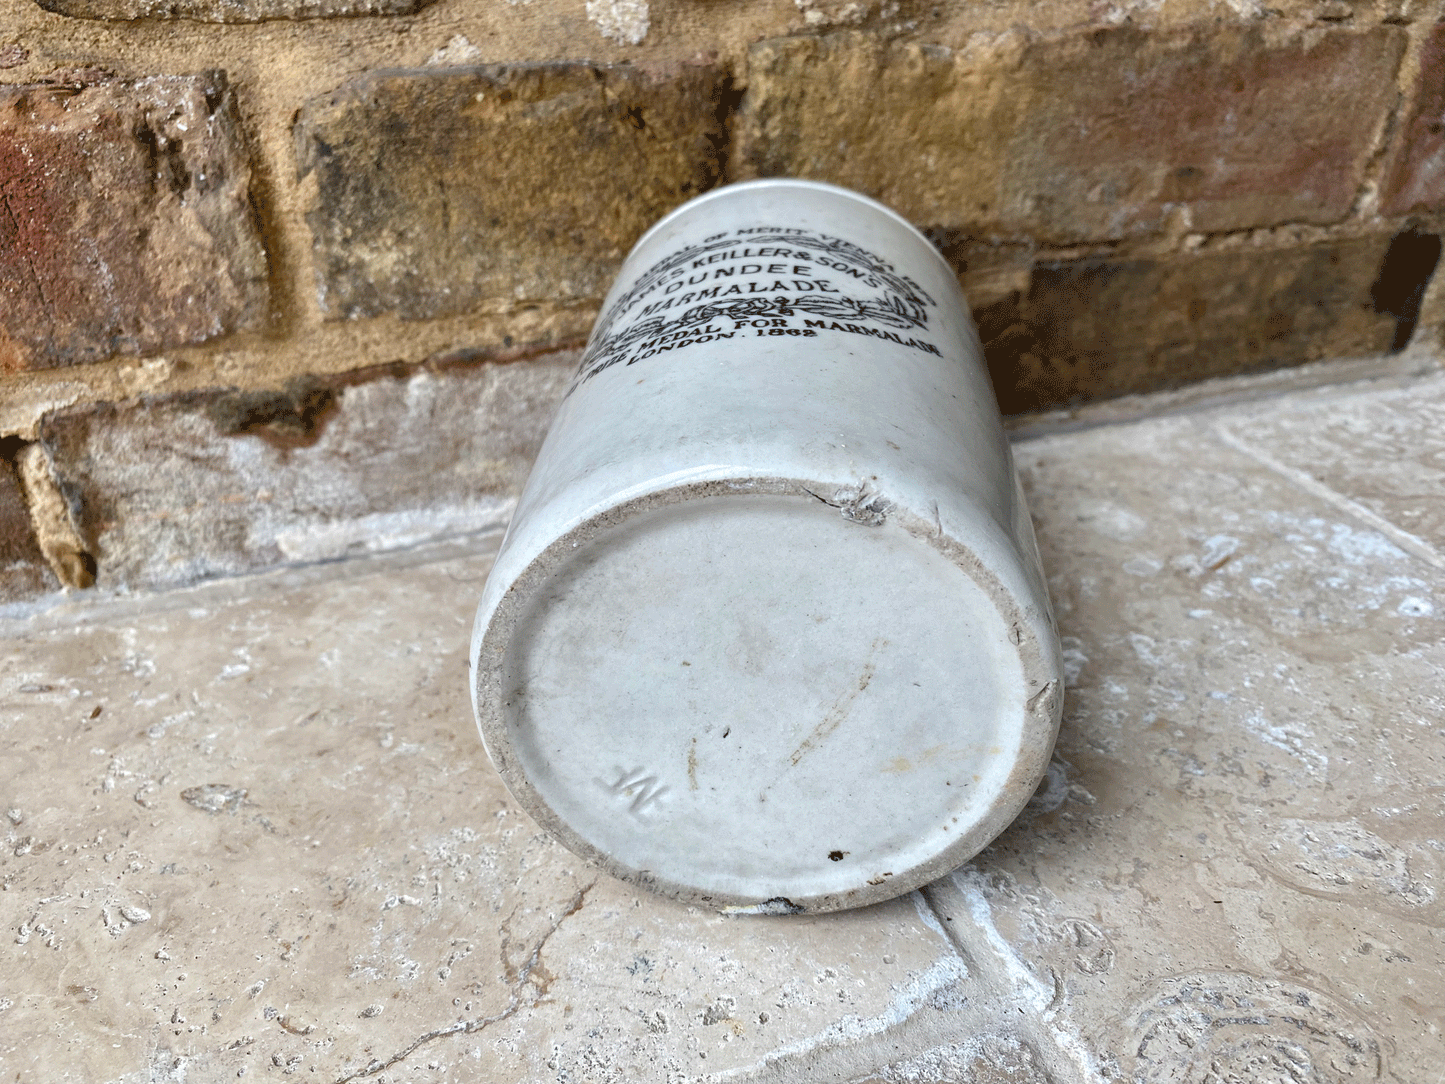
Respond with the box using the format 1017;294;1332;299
470;179;1063;914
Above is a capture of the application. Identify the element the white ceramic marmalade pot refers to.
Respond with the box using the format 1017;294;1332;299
470;179;1062;914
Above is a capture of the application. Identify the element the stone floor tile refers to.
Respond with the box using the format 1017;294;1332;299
923;396;1445;1082
842;1036;1055;1084
1216;371;1445;564
0;547;972;1083
4;370;1445;1083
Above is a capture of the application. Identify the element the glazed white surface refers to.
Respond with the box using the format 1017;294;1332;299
476;182;1030;635
471;180;1062;909
502;495;1025;901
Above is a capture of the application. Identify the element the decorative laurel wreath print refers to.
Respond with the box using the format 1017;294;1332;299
573;228;939;388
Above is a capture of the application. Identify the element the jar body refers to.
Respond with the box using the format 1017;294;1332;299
470;179;1062;913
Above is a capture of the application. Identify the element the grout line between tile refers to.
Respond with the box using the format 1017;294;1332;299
1213;423;1445;574
714;949;984;1084
1007;353;1444;444
918;882;1097;1084
0;527;505;637
716;892;1046;1084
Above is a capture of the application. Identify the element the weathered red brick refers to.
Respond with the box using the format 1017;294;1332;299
1017;25;1406;239
1381;23;1445;216
296;62;730;321
0;72;268;372
975;235;1399;414
740;26;1406;243
35;0;434;19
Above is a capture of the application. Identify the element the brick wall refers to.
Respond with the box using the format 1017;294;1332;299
3;0;1444;601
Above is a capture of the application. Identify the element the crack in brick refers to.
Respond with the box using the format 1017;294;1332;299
331;882;594;1084
0;190;52;316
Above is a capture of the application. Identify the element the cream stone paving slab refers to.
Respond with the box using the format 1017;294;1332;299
0;540;981;1084
923;388;1445;1083
1215;370;1445;566
4;370;1445;1083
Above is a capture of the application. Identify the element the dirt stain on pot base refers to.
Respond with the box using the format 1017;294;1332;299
787;637;885;767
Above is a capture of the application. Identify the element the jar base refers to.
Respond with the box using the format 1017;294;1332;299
474;484;1059;912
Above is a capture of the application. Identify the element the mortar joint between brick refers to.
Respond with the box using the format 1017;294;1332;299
229;76;307;342
13;441;96;591
1346;22;1419;222
711;68;746;187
